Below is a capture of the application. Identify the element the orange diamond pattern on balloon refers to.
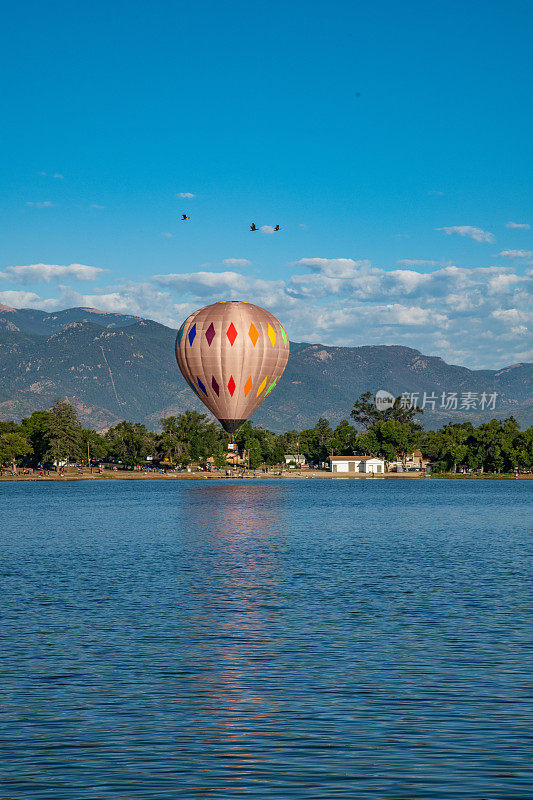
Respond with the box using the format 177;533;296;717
248;323;259;347
175;301;290;438
226;322;238;346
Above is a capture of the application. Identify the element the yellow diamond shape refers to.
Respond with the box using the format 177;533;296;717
244;376;252;396
248;323;259;347
267;323;276;347
256;376;268;397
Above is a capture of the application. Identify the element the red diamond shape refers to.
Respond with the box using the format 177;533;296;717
227;375;236;396
226;322;238;346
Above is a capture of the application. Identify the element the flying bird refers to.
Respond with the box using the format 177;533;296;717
250;222;258;231
181;214;190;220
274;224;282;231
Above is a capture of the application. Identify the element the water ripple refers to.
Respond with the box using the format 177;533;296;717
0;479;531;798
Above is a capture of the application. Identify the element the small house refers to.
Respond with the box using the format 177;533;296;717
284;454;308;467
329;456;385;474
404;450;431;471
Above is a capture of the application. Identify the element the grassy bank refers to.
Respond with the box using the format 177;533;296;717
1;469;530;482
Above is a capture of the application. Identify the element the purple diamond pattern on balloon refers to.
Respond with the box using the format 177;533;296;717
205;322;215;346
211;376;220;396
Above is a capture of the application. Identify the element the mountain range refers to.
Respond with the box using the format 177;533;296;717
1;304;531;431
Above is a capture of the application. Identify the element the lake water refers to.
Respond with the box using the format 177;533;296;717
1;478;531;799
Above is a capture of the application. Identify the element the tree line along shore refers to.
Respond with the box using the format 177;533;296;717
1;393;532;478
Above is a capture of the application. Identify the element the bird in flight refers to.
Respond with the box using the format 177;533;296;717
274;224;282;231
181;213;190;220
250;222;258;231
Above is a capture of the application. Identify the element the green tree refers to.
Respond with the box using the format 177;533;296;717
80;428;108;463
157;416;186;464
234;423;285;468
235;422;264;468
212;441;230;469
423;423;472;473
265;433;287;466
295;418;334;464
330;420;358;455
105;421;155;466
282;429;301;455
357;418;423;463
471;417;523;472
351;390;423;429
154;411;224;466
349;391;424;464
511;426;533;471
20;409;51;464
45;399;83;470
0;429;32;473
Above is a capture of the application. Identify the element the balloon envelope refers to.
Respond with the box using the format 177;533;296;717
175;301;290;433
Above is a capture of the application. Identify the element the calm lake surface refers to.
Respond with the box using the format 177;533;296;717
1;478;531;799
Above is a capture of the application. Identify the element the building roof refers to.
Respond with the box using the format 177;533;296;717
329;455;383;462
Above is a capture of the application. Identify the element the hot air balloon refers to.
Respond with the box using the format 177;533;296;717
175;301;290;435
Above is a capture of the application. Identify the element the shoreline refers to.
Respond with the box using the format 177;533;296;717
1;470;530;482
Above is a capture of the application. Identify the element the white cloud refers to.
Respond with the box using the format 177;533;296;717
487;273;522;294
222;258;251;267
177;192;195;198
491;307;531;323
152;270;293;316
380;304;447;327
26;201;54;208
38;172;63;179
0;290;43;307
428;190;444;196
496;249;533;259
149;257;531;351
3;254;531;369
397;259;440;267
2;263;108;284
35;284;204;329
290;258;432;298
437;226;495;243
90;204;105;210
154;270;250;296
293;258;371;278
260;225;275;234
506;221;530;230
162;232;173;238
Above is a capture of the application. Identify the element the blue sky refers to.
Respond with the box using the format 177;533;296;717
1;0;531;368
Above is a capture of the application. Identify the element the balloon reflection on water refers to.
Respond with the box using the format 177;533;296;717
173;483;287;792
